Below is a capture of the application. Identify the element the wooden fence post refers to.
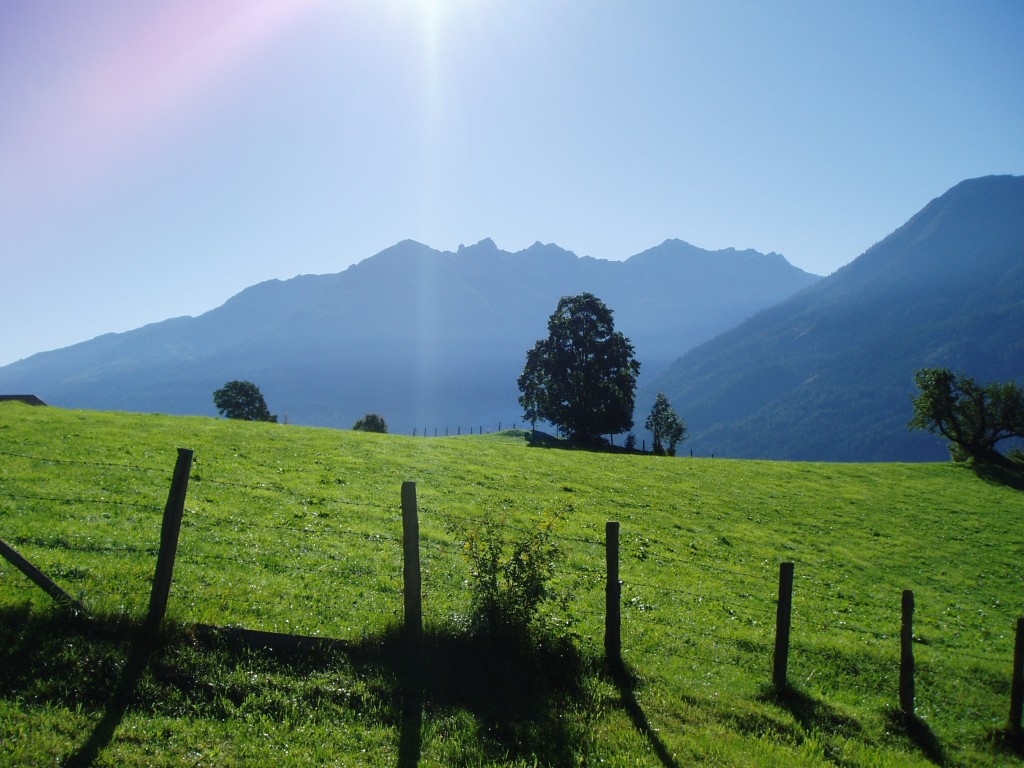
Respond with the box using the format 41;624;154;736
1010;617;1024;733
900;589;915;715
605;521;621;662
773;561;795;689
145;447;193;636
401;481;422;644
0;538;86;614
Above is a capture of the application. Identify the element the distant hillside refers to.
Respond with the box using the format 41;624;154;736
644;175;1024;461
0;238;817;432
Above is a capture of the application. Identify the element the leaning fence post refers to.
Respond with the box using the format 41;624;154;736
605;521;621;662
900;589;915;716
401;481;422;644
1010;617;1024;734
0;538;86;614
773;562;795;689
145;447;193;636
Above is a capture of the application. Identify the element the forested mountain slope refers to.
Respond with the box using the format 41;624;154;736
643;175;1024;461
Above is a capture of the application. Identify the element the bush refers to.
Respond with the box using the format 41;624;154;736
453;511;565;640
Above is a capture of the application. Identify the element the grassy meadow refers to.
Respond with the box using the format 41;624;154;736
1;401;1022;766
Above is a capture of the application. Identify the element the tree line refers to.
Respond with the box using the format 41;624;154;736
209;292;686;454
211;293;1023;466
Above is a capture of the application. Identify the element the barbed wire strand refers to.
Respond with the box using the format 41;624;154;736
1;492;162;511
0;448;171;474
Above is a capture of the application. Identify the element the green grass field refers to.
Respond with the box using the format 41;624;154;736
1;401;1022;766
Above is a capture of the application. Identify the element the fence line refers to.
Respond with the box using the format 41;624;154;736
650;547;777;582
191;477;394;516
3;462;1023;740
0;448;171;474
626;577;776;613
3;471;1017;668
3;492;162;510
4;534;155;557
426;507;604;550
409;423;521;437
188;512;404;546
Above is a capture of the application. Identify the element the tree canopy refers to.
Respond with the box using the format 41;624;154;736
518;293;640;444
212;380;277;423
908;367;1024;461
645;392;687;456
352;413;388;433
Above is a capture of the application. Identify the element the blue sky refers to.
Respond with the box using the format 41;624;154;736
2;0;1022;366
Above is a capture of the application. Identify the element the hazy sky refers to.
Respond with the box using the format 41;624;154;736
2;1;1022;366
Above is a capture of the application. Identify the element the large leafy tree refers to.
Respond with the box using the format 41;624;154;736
645;392;687;456
518;293;641;444
908;367;1024;461
212;380;277;423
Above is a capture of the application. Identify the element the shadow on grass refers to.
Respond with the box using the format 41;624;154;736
0;607;596;768
885;708;947;766
346;624;596;768
606;657;680;768
523;429;643;455
0;606;158;768
63;631;153;768
760;683;862;739
972;457;1024;492
201;622;596;766
991;727;1024;760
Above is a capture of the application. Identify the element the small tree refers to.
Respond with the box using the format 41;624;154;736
352;413;388;433
645;392;687;456
212;380;277;422
908;367;1024;461
517;293;640;445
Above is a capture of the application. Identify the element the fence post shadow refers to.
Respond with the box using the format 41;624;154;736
398;480;423;767
607;657;681;768
992;727;1024;760
397;677;422;768
885;708;947;766
397;633;423;768
63;628;154;768
762;682;862;740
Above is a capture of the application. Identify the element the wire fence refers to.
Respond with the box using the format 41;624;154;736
1;446;1022;735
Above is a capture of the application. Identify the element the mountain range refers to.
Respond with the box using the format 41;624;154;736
642;174;1024;461
0;237;818;435
3;175;1021;461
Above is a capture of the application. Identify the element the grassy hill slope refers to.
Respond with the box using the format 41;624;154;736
1;403;1022;766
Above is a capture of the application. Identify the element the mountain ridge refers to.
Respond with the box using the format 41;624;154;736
0;237;818;433
8;175;1018;460
643;174;1024;461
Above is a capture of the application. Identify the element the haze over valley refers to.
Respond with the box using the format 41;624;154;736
2;175;1022;462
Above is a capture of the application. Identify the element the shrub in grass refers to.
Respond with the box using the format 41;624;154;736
454;511;565;643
